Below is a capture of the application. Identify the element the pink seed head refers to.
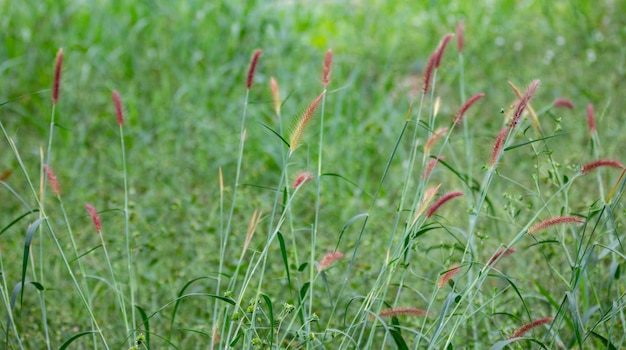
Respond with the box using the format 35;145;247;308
528;216;585;234
456;22;464;53
509;317;554;339
510;80;540;129
422;50;438;94
426;191;464;218
487;247;516;267
292;171;313;189
112;90;124;126
85;204;102;234
246;49;262;90
552;98;574;109
438;263;460;288
490;127;509;167
586;103;596;134
270;77;281;116
454;93;485;124
318;251;343;271
581;159;625;175
422;155;444;180
322;49;333;87
434;33;454;68
378;307;432;319
424;127;448;155
43;164;61;196
52;48;63;105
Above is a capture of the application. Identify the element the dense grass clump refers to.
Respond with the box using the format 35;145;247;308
1;0;626;349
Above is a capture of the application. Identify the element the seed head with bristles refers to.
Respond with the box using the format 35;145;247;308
508;317;554;339
528;216;585;234
292;171;313;189
510;80;540;129
85;204;102;234
322;49;332;88
454;93;485;124
434;33;454;68
490;126;509;168
553;98;574;109
438;263;460;288
318;251;343;271
424;127;448;156
422;50;437;94
112;90;124;126
456;22;464;53
487;247;515;267
422;155;444;180
52;48;63;105
426;191;464;218
288;91;325;156
270;77;281;116
586;103;596;134
581;159;625;175
43;164;61;196
377;307;432;319
246;49;262;90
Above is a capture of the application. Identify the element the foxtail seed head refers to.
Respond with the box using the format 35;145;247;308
318;251;343;271
52;48;63;105
434;33;454;68
426;191;464;218
288;91;325;156
586;103;596;134
581;159;625;175
508;317;554;339
322;49;332;87
438;263;460;288
553;98;574;109
246;49;262;90
456;22;464;53
528;216;585;234
510;80;540;129
43;164;61;196
270;77;281;116
454;93;485;124
85;204;102;234
112;90;124;126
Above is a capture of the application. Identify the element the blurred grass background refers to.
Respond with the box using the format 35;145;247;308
1;0;625;346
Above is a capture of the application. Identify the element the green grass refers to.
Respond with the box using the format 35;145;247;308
2;0;626;348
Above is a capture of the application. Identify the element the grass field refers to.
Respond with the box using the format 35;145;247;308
2;0;626;348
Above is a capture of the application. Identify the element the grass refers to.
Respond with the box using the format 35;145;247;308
1;0;626;348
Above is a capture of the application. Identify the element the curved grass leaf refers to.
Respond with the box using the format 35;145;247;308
0;210;37;237
136;305;150;349
21;217;44;307
260;294;274;346
389;326;409;350
490;337;549;350
59;331;98;350
167;277;217;342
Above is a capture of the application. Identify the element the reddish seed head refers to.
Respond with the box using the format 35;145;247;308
456;22;464;53
487;247;515;267
246;49;262;90
424;127;449;155
426;191;464;218
112;90;124;126
434;33;454;68
454;93;485;124
43;164;61;196
322;49;333;87
289;91;326;155
509;317;554;339
270;77;281;116
438;263;460;288
552;98;574;109
422;50;437;94
422;155;444;180
581;159;625;175
510;80;540;129
85;204;102;234
293;171;313;189
490;127;509;167
318;251;343;271
586;103;596;134
377;307;432;319
52;48;63;105
528;216;585;234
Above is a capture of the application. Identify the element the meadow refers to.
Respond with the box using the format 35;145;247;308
1;0;626;348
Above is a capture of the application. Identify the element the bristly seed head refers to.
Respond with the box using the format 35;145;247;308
434;33;454;68
454;93;485;124
426;191;464;218
424;127;449;156
288;91;326;156
112;90;124;126
377;307;432;319
246;49;262;90
510;80;540;129
586;103;596;134
85;204;102;234
508;317;554;339
456;22;464;53
489;126;509;168
318;251;343;271
422;155;444;180
322;49;332;88
553;98;574;109
581;159;625;174
293;171;313;189
487;247;515;267
270;77;281;116
422;50;438;94
52;48;63;105
438;263;460;288
528;216;585;234
43;164;61;196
